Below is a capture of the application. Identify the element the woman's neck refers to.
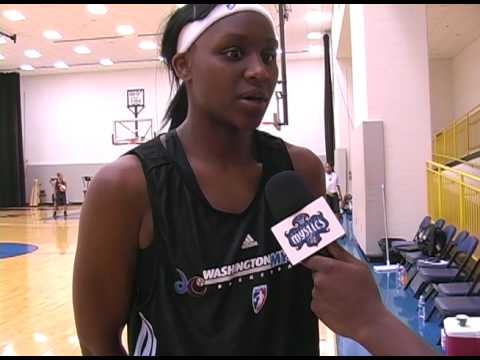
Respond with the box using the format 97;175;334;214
176;115;257;166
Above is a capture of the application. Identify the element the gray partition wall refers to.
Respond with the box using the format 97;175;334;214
25;163;105;204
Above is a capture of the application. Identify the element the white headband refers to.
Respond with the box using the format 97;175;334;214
176;4;276;55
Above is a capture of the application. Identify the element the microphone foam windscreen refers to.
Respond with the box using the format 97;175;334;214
265;170;316;223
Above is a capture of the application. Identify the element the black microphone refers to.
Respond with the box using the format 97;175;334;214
265;170;342;262
265;170;315;223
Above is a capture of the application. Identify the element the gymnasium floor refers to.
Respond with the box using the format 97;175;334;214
0;206;336;356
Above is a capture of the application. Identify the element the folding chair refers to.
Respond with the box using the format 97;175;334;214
401;224;456;272
378;216;432;265
393;218;445;253
433;271;480;319
408;235;479;298
425;261;480;321
388;216;432;249
402;228;466;289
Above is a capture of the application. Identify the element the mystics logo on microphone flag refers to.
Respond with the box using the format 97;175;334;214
271;196;345;266
285;212;330;250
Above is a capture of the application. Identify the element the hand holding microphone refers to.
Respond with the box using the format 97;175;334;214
266;170;438;356
265;170;383;340
302;243;386;343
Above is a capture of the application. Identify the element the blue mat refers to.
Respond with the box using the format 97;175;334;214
0;242;39;259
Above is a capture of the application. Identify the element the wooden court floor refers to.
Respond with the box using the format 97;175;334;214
0;206;336;356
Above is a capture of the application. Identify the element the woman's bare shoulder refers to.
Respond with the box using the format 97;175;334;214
285;142;325;197
87;154;148;209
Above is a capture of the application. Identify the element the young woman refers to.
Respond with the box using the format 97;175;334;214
51;172;68;218
73;4;437;356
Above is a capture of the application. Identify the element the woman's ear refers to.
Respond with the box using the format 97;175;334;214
172;53;192;81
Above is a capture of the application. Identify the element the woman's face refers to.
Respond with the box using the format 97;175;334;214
185;11;278;130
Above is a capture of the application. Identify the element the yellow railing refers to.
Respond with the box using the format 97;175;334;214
432;153;480;171
433;104;480;164
427;161;480;257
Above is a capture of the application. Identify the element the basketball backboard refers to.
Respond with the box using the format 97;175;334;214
112;118;153;145
127;88;145;118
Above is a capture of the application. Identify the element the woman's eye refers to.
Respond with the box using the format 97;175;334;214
263;51;276;64
225;48;242;60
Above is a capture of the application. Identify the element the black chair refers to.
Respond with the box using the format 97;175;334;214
416;230;470;269
432;270;480;319
425;260;480;321
408;235;479;298
388;216;432;248
393;218;445;254
378;216;432;265
402;228;465;289
401;224;457;271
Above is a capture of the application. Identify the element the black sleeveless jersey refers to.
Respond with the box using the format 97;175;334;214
126;130;319;356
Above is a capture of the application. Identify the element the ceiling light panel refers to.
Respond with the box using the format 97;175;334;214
24;49;42;58
139;40;158;50
54;61;69;69
99;58;113;66
87;4;108;15
43;30;63;40
3;9;26;21
74;45;91;54
117;25;135;36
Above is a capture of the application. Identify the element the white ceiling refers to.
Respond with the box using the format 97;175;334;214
427;4;480;59
3;4;474;76
336;4;480;60
0;4;332;76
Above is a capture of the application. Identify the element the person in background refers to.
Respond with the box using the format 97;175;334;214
51;172;68;219
340;193;353;242
325;162;342;220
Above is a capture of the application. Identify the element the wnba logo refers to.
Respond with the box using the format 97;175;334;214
174;268;207;297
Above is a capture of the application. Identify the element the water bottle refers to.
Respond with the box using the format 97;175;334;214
397;265;406;289
397;265;403;289
418;294;426;321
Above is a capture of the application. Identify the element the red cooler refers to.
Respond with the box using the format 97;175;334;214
443;315;480;355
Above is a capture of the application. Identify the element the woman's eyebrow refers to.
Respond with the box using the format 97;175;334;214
215;33;278;47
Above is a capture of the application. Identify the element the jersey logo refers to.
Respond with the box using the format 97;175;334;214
252;284;268;314
241;234;259;250
174;268;207;297
284;212;330;250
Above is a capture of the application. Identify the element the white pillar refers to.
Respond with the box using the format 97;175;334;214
348;4;432;256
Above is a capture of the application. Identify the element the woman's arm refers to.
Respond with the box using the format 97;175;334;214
73;155;148;355
286;144;325;198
